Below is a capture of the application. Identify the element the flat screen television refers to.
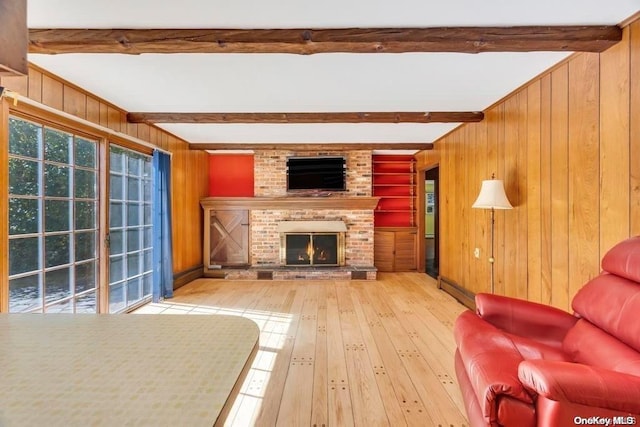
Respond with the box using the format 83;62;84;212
286;156;346;192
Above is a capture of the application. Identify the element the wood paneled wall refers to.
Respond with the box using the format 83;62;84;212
416;18;640;311
0;65;209;277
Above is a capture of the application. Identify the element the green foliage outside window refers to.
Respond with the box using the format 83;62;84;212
8;117;99;313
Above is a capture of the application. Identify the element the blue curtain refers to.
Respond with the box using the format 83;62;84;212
152;150;174;302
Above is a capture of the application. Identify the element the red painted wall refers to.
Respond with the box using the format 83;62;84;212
208;154;254;196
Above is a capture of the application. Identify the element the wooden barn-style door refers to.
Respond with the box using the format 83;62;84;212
207;210;249;268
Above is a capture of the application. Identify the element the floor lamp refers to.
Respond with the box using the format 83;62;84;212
472;175;513;293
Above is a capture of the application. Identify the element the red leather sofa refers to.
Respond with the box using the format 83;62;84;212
454;236;640;427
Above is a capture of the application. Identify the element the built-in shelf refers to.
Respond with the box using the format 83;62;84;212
372;155;416;228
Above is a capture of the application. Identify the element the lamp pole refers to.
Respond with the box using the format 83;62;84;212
489;207;495;294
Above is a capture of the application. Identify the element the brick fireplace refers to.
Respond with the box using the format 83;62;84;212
202;150;378;280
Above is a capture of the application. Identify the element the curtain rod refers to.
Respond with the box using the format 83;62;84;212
3;91;172;156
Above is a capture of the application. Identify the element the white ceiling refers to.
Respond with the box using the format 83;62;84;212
26;0;640;148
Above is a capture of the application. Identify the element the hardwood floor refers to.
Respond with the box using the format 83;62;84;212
135;272;469;427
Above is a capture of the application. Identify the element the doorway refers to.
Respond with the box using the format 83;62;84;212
425;167;439;279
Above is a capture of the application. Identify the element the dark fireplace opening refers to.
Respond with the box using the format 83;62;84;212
284;233;339;266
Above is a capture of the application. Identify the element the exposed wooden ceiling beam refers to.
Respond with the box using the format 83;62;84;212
189;143;433;151
28;26;622;55
127;111;483;124
0;0;27;76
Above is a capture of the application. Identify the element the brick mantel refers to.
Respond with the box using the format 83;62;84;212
200;196;380;211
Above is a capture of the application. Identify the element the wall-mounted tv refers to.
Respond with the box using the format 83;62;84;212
286;156;346;192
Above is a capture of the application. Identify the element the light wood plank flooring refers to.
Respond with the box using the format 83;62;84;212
135;272;469;427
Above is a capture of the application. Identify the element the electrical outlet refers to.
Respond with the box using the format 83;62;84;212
474;248;480;259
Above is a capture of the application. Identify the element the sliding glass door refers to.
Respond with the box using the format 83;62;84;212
8;117;99;313
108;146;153;313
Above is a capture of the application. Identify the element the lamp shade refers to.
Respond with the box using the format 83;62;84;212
472;179;513;209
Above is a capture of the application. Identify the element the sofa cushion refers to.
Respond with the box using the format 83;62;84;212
602;235;640;282
562;319;640;376
572;273;640;352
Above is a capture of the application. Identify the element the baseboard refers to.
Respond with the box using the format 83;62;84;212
173;264;204;289
438;276;476;310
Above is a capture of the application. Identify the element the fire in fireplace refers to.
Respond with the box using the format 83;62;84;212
284;233;340;266
278;221;347;267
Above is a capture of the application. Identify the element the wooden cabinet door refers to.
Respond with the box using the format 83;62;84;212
374;230;395;272
394;230;417;271
208;210;249;267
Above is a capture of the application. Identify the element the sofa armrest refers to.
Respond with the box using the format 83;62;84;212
519;360;640;414
476;293;578;346
455;310;534;422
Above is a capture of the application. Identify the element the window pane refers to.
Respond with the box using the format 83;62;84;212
45;234;71;268
9;118;41;158
44;164;70;197
127;253;141;277
127;277;141;304
142;273;152;296
75;261;97;294
9;237;40;276
9;158;39;196
109;283;126;313
110;174;124;200
127;229;141;252
75;201;96;230
127;156;141;176
76;291;97;313
143;159;151;178
127;177;140;201
109;230;123;255
143;249;153;272
45;267;71;303
127;204;140;226
45;200;71;232
110;202;123;227
46;298;73;314
44;128;71;164
75;232;96;261
143;227;153;249
75;169;97;199
143;179;152;200
75;137;96;168
110;148;124;173
144;204;152;225
9;274;42;313
110;256;124;283
9;198;39;235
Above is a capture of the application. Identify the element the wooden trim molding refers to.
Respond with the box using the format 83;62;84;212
127;111;484;124
439;276;476;310
173;264;204;290
191;143;433;151
29;26;622;55
201;196;380;211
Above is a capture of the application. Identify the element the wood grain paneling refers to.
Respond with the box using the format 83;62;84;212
539;74;553;305
600;29;630;254
416;16;640;311
527;81;542;303
567;52;600;301
631;21;640;236
550;64;570;311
